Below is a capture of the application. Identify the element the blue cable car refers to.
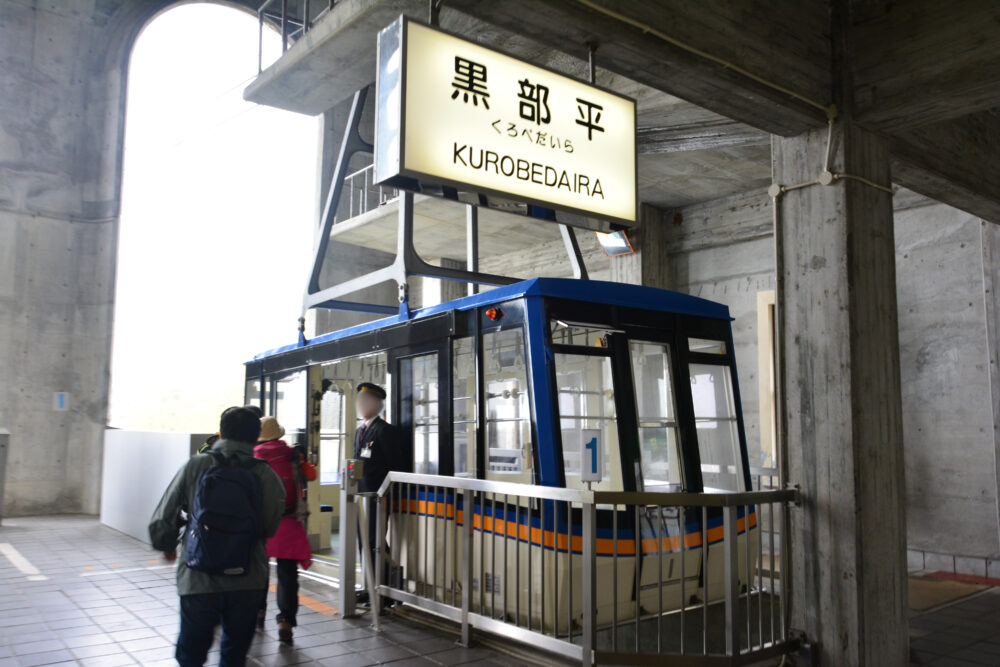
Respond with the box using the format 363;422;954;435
245;277;757;627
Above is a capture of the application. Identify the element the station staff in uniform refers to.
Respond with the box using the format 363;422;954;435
353;382;403;603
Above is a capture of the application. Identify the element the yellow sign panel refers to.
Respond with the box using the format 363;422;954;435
375;17;637;226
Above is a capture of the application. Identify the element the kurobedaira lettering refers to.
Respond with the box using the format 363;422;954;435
451;142;604;199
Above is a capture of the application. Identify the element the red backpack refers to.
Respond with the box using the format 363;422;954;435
256;443;305;517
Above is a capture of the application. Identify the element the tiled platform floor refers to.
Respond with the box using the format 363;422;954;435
909;584;1000;665
0;516;540;667
2;516;998;666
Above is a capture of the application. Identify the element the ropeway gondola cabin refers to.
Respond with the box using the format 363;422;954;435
244;277;757;628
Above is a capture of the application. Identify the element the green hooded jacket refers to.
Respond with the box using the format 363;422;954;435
148;439;285;595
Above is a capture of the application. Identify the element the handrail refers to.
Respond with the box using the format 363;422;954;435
345;163;374;181
337;162;397;223
378;471;593;503
593;488;799;507
375;470;798;665
378;470;798;507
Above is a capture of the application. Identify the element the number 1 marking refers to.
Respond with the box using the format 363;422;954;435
585;436;598;474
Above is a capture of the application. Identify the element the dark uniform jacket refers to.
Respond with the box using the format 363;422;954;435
353;416;404;493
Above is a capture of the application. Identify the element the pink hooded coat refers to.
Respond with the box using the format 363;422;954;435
254;440;312;568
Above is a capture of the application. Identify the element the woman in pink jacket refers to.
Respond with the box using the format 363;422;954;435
254;416;314;643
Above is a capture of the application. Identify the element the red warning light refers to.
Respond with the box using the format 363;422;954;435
486;308;504;321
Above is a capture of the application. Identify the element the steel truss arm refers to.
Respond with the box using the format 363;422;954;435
304;86;589;317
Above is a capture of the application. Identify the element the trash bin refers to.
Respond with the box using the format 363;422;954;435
0;429;8;525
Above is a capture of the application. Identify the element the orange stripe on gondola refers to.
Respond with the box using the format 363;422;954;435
393;498;457;519
638;512;757;554
392;498;757;556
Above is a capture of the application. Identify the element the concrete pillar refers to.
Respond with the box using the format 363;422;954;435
0;429;8;523
980;221;1000;548
773;123;907;665
0;1;149;515
610;203;672;288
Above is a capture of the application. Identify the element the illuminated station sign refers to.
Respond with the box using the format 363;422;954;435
374;17;637;227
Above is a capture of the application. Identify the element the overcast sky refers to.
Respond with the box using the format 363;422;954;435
109;4;319;432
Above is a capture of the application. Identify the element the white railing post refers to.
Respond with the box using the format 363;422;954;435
581;497;596;667
374;493;386;631
723;504;740;656
780;497;791;641
363;164;369;214
338;462;359;617
358;494;380;628
460;486;474;647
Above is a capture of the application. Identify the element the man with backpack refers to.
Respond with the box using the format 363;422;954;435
149;406;285;667
197;404;264;455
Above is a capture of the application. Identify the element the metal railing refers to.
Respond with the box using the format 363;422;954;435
257;0;338;73
375;471;798;666
336;163;399;223
750;467;781;492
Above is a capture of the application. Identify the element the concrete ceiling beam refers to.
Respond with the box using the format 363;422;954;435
638;120;769;154
446;0;833;136
852;0;1000;131
889;111;1000;225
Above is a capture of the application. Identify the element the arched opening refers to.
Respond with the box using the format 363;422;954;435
109;3;319;432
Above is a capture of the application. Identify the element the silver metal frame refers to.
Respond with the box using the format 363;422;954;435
304;189;521;314
302;84;592;316
375;471;798;666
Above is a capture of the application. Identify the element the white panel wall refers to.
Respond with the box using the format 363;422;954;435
100;430;192;543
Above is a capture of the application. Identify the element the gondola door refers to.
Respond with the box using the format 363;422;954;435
388;341;452;599
391;341;452;477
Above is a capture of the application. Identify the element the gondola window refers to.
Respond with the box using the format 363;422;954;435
555;354;623;492
630;341;684;490
483;328;532;483
407;353;440;475
452;337;476;477
274;371;307;446
690;363;744;491
319;388;346;485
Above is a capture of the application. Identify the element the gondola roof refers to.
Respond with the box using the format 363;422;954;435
251;278;731;362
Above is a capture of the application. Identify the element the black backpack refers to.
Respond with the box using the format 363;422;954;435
184;451;263;576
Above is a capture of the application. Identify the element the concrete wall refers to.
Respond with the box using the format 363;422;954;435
895;200;1000;564
0;429;8;522
0;1;132;515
